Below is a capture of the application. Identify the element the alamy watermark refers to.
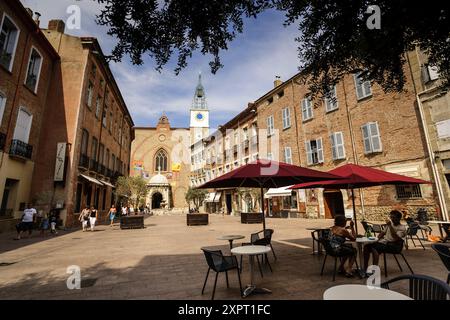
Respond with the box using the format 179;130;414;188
66;265;81;290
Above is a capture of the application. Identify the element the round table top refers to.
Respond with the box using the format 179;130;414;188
217;235;245;241
356;237;378;243
231;245;271;255
306;227;330;231
427;220;450;224
323;284;412;300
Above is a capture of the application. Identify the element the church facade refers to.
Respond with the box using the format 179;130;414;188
130;74;210;210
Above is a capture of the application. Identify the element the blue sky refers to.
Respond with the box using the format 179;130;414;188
21;0;301;129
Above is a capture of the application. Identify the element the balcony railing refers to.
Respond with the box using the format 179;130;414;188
79;153;89;168
0;132;6;151
9;139;33;159
90;159;98;171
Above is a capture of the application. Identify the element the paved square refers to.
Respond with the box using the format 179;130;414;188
0;215;447;300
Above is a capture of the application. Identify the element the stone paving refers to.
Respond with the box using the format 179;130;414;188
0;215;447;300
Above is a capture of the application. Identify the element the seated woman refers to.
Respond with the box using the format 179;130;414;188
363;210;407;273
329;215;357;277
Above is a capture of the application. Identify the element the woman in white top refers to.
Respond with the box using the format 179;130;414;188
363;210;407;273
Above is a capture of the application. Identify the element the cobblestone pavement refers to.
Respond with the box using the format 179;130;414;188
0;215;447;300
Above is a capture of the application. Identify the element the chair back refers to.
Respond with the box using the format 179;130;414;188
371;224;384;233
361;221;371;232
416;208;429;225
406;222;420;236
382;274;450;300
250;232;261;244
201;248;223;272
263;229;274;242
432;244;450;272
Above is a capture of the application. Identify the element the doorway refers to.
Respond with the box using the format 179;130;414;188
323;190;345;219
225;193;232;214
0;179;18;217
152;192;163;209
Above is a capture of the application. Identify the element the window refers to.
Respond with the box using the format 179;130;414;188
396;185;422;199
361;122;382;154
102;106;107;127
155;149;168;172
277;90;284;98
91;63;97;78
105;149;110;168
301;97;313;121
109;110;113;133
91;137;98;161
284;147;292;164
13;108;32;143
354;72;372;100
98;143;104;165
267;97;273;104
267;115;274;136
324;85;338;112
111;154;115;170
25;48;42;93
86;81;94;108
0;15;20;71
330;132;346;160
95;96;102;118
0;92;6;125
81;129;89;155
282;107;291;129
305;138;323;165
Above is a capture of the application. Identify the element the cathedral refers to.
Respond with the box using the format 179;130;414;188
130;74;210;210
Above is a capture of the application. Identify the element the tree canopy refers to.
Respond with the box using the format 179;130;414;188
97;0;450;97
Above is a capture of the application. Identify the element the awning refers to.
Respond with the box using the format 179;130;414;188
79;174;103;186
99;179;115;188
264;185;294;199
213;192;221;202
205;192;216;203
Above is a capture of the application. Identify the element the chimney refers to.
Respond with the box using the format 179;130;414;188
274;76;283;88
48;20;66;33
34;12;41;27
25;8;33;17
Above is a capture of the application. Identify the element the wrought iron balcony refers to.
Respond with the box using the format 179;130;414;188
9;139;33;159
79;153;89;168
0;132;6;151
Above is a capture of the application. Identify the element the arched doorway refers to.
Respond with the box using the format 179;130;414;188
152;192;163;209
323;189;345;219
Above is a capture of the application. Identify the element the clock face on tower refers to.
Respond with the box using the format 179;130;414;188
196;113;204;121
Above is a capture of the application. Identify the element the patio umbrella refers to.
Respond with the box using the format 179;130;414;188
289;163;432;234
197;160;341;230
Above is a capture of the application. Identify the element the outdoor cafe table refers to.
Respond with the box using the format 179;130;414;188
354;237;378;276
231;245;272;298
217;235;245;250
427;221;450;242
323;284;412;300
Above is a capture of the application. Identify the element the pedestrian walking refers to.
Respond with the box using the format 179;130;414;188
15;203;37;240
39;213;50;237
89;206;98;231
79;206;90;232
109;204;117;227
49;210;58;235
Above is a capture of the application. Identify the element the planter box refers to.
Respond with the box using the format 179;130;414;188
187;214;209;226
241;212;263;224
120;215;144;229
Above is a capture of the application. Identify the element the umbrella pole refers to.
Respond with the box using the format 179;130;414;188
352;188;359;235
260;187;266;230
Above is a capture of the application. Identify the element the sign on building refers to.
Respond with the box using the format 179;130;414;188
54;142;67;181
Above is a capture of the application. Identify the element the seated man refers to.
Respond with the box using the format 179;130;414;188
329;215;357;277
363;210;407;273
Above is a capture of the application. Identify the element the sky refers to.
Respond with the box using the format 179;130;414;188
21;0;301;130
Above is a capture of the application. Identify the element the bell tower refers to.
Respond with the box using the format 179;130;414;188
190;72;210;145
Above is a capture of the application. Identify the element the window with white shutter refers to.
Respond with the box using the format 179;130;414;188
354;72;372;100
316;138;324;163
284;147;292;164
324;86;338;112
282;107;291;129
13;108;33;143
330;132;345;160
302;97;313;121
0;15;20;71
305;141;313;165
25;48;42;93
267;115;274;136
361;122;382;154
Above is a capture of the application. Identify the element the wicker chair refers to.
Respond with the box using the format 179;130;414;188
381;274;450;300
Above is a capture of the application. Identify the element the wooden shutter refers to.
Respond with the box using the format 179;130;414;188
361;124;372;153
13;108;32;143
354;74;364;99
305;141;312;165
370;122;382;152
330;133;337;160
317;138;324;163
336;132;345;159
